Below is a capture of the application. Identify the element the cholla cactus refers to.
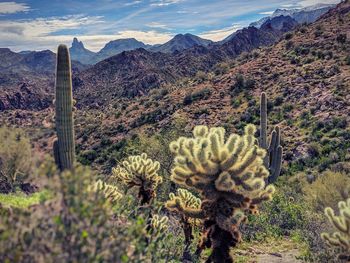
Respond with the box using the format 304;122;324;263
150;215;169;233
167;188;202;260
321;198;350;261
91;180;123;204
112;153;162;204
169;124;275;263
167;188;201;219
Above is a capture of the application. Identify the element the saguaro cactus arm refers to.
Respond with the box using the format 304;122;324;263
54;44;75;171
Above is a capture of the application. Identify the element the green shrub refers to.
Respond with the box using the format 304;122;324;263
183;88;212;105
303;171;350;212
0;163;180;262
0;127;33;193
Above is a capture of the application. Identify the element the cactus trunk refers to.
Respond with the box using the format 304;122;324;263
54;44;75;171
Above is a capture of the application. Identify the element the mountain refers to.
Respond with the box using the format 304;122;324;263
150;33;213;53
69;37;96;65
74;17;296;106
221;15;297;45
92;38;150;64
250;3;335;28
0;49;85;111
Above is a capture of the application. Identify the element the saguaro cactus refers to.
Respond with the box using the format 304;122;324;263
168;124;275;263
259;92;282;184
53;44;75;171
321;198;350;261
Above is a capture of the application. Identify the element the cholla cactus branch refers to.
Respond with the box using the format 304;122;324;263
150;215;169;233
169;124;275;263
91;180;123;204
321;198;350;261
112;153;162;204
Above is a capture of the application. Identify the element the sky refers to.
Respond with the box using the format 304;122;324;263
0;0;341;52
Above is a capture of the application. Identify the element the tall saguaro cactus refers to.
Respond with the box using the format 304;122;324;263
53;44;75;171
259;92;283;184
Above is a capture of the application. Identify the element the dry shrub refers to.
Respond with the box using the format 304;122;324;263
303;170;350;212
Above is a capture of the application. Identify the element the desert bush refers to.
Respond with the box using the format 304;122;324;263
285;32;293;40
244;189;306;241
336;33;347;44
345;55;350;65
213;62;229;75
230;74;255;96
303;170;350;212
0;161;180;262
0;126;33;193
183;88;212;105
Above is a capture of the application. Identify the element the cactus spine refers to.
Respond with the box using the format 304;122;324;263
53;44;75;171
321;198;350;261
259;92;283;184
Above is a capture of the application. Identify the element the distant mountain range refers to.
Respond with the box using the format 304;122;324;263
69;33;212;64
250;3;335;28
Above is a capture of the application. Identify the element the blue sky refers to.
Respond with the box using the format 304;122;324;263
0;0;341;51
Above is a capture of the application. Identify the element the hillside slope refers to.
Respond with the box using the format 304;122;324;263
75;16;295;106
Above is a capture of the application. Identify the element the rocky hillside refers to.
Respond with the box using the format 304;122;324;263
0;49;85;111
75;15;296;106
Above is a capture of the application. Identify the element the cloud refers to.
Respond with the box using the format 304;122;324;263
199;24;242;42
0;1;31;14
0;15;105;51
145;22;171;29
259;11;274;15
297;0;340;7
150;0;184;7
124;1;142;6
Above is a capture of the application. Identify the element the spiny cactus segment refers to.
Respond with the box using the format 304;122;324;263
150;215;169;233
91;179;123;204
